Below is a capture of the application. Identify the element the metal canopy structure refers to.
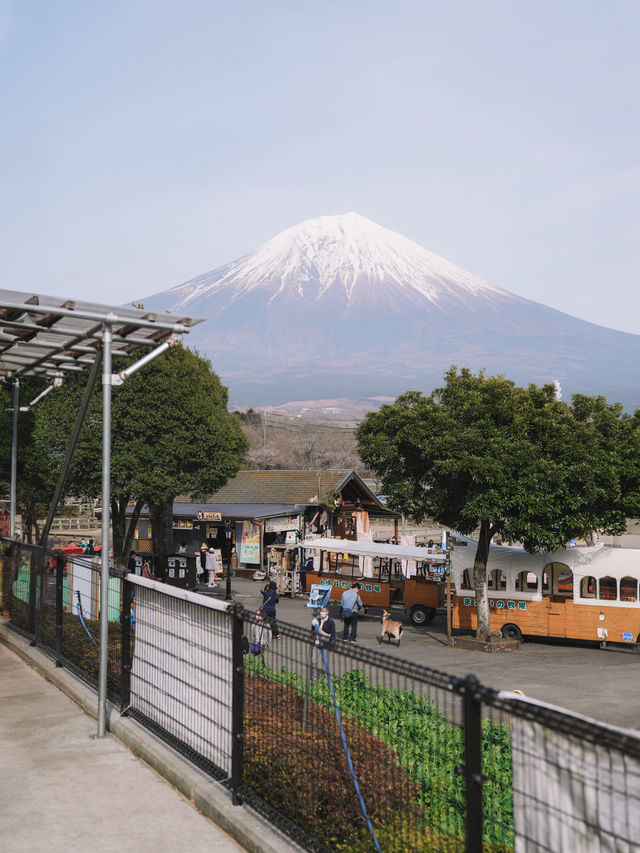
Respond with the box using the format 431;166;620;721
0;288;200;381
1;288;204;737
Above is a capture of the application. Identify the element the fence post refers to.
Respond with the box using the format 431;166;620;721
55;553;64;666
120;574;132;713
230;603;245;805
28;551;38;642
462;674;484;853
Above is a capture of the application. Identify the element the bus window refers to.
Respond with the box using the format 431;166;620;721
515;571;539;592
580;576;596;599
598;576;618;601
620;576;638;602
556;568;573;597
461;569;473;590
542;571;550;593
488;570;507;590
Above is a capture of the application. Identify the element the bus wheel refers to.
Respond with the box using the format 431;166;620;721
410;605;435;626
501;624;522;642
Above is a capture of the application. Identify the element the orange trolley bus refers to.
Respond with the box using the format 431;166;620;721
300;537;448;625
451;538;640;646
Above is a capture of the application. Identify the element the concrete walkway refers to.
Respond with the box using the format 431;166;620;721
0;642;246;853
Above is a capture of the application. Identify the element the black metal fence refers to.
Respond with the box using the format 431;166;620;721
3;538;640;853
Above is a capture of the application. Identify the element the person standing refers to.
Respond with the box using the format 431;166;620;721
250;610;272;663
312;605;336;679
206;548;219;587
340;582;363;643
261;581;280;639
127;551;136;574
197;543;207;584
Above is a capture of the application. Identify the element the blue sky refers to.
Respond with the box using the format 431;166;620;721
1;1;639;333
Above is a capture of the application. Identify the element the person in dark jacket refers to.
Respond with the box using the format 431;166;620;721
312;606;336;679
261;581;280;639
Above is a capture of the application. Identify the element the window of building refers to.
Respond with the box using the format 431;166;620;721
461;569;473;590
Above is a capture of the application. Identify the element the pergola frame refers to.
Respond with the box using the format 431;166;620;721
1;289;203;736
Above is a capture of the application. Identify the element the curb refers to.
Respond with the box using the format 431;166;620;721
0;622;303;853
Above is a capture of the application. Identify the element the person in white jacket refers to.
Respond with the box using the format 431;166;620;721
205;548;219;587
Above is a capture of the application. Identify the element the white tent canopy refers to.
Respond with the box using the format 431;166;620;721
300;537;448;563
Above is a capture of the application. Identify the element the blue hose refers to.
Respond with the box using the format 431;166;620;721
316;626;382;853
75;590;97;645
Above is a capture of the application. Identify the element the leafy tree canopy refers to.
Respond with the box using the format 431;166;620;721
0;377;59;542
33;346;248;563
356;367;640;637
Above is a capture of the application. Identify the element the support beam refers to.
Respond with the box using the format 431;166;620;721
39;355;102;550
10;379;19;538
97;324;112;738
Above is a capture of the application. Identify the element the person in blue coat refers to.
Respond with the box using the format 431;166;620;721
261;581;280;639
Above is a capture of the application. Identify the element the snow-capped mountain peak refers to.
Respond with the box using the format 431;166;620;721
153;212;515;313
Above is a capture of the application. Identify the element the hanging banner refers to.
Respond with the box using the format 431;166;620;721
240;522;261;564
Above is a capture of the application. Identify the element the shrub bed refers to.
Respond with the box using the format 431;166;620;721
244;659;513;851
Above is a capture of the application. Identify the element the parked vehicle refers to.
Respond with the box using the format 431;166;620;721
300;537;448;625
450;537;640;645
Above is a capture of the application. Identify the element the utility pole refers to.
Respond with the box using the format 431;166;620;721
262;409;268;453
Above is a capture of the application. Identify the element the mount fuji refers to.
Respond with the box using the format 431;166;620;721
139;213;640;411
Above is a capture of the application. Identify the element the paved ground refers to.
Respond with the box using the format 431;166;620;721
0;642;245;853
228;577;640;730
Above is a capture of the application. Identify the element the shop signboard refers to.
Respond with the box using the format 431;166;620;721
197;511;222;521
264;515;300;534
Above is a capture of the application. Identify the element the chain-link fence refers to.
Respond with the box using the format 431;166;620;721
2;537;640;853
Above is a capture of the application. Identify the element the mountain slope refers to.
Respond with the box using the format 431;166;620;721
140;213;640;410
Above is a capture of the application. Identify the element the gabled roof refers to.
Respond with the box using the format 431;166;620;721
176;469;391;513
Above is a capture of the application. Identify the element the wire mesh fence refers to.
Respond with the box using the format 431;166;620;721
2;536;640;853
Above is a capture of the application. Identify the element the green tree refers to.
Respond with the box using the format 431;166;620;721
0;377;58;543
34;346;248;566
356;367;639;638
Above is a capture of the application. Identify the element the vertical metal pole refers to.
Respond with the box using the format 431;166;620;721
97;323;112;738
120;574;131;712
225;526;232;601
447;566;452;646
28;550;38;640
230;603;245;805
302;633;315;731
10;378;19;539
463;675;484;853
55;553;64;666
